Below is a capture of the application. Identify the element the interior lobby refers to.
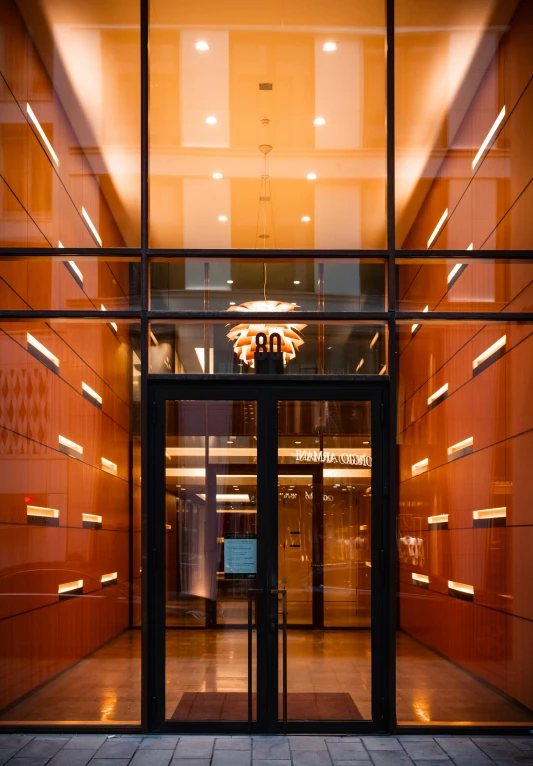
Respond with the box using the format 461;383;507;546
0;0;532;734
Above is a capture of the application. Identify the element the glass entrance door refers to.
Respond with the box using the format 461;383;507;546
149;385;384;733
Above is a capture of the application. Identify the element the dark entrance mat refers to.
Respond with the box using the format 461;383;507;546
171;692;363;721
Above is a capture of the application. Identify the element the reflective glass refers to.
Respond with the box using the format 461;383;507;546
0;320;140;723
395;0;533;250
0;0;140;248
149;0;386;249
149;321;387;376
397;320;533;725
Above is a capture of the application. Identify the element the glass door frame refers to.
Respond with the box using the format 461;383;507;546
146;377;391;734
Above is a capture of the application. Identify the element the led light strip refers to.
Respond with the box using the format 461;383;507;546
101;572;118;587
101;304;118;333
412;573;429;588
427;383;448;410
355;358;364;372
27;505;59;526
82;206;102;246
369;332;379;349
82;382;102;408
412;305;428;336
58;579;83;596
427;209;448;249
379;364;387;375
63;260;84;287
448;580;474;601
26;103;59;166
27;332;59;372
473;335;506;376
82;513;102;529
472;106;506;169
473;506;506;528
428;514;449;528
411;458;428;476
447;436;473;461
101;457;117;475
59;435;83;457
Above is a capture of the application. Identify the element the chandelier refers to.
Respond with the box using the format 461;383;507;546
227;301;306;368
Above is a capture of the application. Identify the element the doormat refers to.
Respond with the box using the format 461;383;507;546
171;692;363;721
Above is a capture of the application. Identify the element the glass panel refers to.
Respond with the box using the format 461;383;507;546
0;320;140;724
150;322;387;376
397;258;533;313
165;400;257;721
0;0;140;248
397;320;533;725
150;258;386;312
0;256;141;311
395;0;533;250
278;400;372;721
149;0;386;249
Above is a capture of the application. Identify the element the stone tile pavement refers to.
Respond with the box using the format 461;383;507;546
0;734;532;766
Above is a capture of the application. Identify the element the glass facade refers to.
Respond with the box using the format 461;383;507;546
1;0;532;734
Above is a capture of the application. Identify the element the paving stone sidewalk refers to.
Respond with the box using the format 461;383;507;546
0;734;532;766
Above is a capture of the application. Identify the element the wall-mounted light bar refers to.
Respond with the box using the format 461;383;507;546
411;458;428;476
448;580;474;602
100;304;118;335
26;103;59;166
82;382;102;409
355;358;364;372
165;524;172;530
101;572;117;588
359;524;367;531
412;305;428;336
59;435;83;459
473;335;506;377
379;364;387;375
101;457;117;476
58;579;83;599
428;514;448;530
27;332;59;374
27;505;59;527
427;209;448;249
473;507;506;528
369;332;379;349
447;436;473;462
472;105;506;169
82;513;102;529
81;206;102;246
63;260;84;288
365;561;372;568
447;263;468;291
412;573;429;589
427;383;448;411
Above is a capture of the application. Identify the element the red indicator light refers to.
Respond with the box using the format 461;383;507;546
24;496;34;504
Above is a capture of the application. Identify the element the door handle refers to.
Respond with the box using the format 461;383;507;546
271;588;288;732
247;589;263;730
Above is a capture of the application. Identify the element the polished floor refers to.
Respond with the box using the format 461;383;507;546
1;630;532;724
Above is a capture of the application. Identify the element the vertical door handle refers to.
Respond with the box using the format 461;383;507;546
247;589;263;730
271;588;288;731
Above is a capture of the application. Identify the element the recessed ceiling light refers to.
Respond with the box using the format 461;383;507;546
363;441;369;444
314;117;326;125
229;301;235;305
301;216;311;222
195;41;209;51
295;441;301;444
306;172;317;180
212;172;223;179
327;346;332;350
227;279;233;284
323;42;337;52
227;441;233;444
218;215;228;222
293;280;300;285
206;116;217;125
